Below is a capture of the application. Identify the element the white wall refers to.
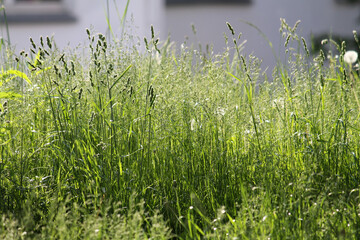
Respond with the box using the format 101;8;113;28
2;0;359;71
164;0;360;70
3;0;159;52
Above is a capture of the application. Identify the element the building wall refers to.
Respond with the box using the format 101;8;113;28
164;0;360;70
2;0;359;70
4;0;160;51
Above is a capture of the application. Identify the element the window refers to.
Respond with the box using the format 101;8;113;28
2;0;76;23
16;0;60;2
335;0;360;3
166;0;251;5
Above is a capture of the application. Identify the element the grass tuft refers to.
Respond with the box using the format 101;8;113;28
0;19;360;239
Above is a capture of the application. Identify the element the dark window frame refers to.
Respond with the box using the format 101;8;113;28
1;0;76;24
335;0;360;3
166;0;251;6
16;0;61;2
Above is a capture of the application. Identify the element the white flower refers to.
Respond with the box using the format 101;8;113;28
344;50;358;64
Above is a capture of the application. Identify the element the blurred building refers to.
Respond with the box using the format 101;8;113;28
1;0;359;70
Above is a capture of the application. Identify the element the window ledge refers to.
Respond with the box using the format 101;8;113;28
1;2;76;24
1;12;76;24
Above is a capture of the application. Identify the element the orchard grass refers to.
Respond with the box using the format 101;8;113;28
1;20;360;239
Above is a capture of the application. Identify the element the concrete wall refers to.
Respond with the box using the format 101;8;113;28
3;0;160;51
2;0;359;70
164;0;360;69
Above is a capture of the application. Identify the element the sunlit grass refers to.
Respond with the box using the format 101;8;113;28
0;20;360;239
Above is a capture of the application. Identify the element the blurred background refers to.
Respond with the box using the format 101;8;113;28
1;0;359;70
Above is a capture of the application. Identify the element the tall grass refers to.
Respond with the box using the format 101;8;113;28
0;18;360;239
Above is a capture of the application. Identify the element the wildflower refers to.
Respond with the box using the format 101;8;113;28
344;50;358;64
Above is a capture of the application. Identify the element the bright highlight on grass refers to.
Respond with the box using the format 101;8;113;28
0;19;360;239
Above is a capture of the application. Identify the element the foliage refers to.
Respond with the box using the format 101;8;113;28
0;19;360;239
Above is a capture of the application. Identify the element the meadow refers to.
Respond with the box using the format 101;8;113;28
1;18;360;239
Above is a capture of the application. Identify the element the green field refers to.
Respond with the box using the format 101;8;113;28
1;20;360;239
